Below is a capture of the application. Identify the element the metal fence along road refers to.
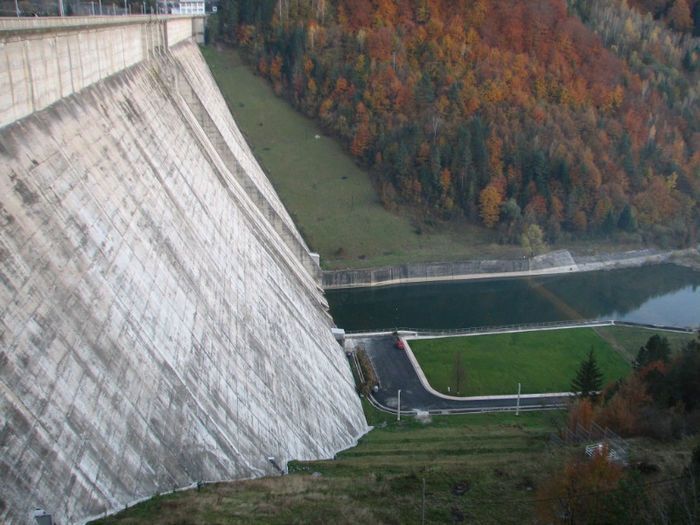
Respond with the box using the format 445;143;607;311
345;319;697;338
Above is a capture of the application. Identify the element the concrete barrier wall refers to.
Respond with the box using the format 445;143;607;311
323;251;581;289
166;17;194;46
323;259;531;289
322;248;700;289
0;23;366;525
0;16;204;129
0;14;188;29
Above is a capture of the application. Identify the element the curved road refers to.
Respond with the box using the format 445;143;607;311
350;334;570;415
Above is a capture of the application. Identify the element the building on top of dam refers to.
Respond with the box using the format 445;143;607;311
170;1;205;15
0;15;368;524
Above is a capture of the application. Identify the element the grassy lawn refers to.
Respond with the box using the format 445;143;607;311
594;325;697;362
201;45;524;270
409;328;632;396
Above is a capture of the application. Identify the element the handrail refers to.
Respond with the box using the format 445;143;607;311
343;319;697;337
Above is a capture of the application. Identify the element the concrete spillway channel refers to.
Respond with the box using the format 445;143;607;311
0;16;367;525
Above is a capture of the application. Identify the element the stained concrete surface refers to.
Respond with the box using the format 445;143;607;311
0;20;367;525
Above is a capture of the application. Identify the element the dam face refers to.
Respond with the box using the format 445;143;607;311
0;17;367;524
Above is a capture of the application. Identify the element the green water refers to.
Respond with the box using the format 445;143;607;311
326;264;700;331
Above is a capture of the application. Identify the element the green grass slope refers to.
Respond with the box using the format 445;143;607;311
594;325;698;362
202;46;523;270
409;328;632;396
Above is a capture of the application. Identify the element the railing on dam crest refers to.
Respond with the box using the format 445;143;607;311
0;15;205;129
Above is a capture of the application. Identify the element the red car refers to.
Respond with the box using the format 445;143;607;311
395;339;405;350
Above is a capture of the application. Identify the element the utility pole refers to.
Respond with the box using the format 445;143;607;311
421;477;426;525
397;389;401;421
516;382;521;416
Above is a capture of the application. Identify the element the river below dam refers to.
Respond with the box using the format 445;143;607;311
326;263;700;332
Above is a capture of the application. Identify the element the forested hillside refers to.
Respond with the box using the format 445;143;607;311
216;0;700;249
626;0;700;34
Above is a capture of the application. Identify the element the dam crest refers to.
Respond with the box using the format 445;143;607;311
0;16;367;524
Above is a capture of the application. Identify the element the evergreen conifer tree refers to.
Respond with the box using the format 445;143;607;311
571;348;603;399
617;204;637;232
602;208;616;234
635;334;671;369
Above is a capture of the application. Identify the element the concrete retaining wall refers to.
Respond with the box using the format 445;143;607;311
0;16;204;129
323;253;574;289
322;248;698;289
0;20;366;525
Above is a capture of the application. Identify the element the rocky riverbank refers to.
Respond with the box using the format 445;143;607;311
322;246;700;290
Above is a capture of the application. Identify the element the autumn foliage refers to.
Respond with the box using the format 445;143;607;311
595;374;652;436
536;445;625;524
566;397;595;432
538;333;700;523
218;0;700;246
627;0;700;34
569;333;700;439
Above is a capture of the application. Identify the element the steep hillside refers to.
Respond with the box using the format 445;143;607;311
216;0;700;249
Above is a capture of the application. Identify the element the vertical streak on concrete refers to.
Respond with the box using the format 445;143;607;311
4;46;16;122
22;39;34;119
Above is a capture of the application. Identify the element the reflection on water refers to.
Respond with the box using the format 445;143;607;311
326;264;700;331
612;286;699;327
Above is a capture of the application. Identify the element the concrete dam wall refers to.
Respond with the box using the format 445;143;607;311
0;17;367;524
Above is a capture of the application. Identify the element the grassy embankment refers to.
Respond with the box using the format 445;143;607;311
409;326;697;397
201;45;525;270
410;328;629;397
92;407;570;524
594;324;699;362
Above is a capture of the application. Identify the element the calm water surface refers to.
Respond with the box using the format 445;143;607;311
326;264;700;331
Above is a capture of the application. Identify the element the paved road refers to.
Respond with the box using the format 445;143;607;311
350;335;569;414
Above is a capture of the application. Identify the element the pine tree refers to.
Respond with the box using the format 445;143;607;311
617;204;637;232
470;117;488;186
571;348;603;399
635;334;671;369
416;73;435;105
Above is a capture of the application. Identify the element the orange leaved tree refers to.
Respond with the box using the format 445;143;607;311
536;446;625;524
